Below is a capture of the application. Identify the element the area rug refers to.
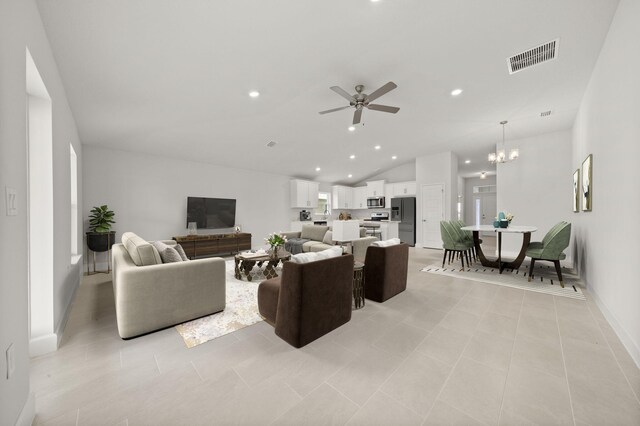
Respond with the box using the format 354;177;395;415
175;260;269;348
421;262;585;300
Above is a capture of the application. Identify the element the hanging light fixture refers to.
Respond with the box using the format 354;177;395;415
488;120;519;164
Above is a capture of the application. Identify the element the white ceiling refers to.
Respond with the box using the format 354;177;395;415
36;0;619;184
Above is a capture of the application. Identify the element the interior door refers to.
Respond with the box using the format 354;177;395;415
421;184;444;248
474;194;496;236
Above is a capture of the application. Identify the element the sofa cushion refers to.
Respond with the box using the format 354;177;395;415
121;232;162;266
372;238;401;247
300;225;329;242
290;246;342;264
309;243;334;253
302;240;325;252
152;241;184;263
322;230;334;245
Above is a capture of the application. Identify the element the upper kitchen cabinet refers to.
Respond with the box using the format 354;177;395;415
352;186;368;209
290;179;320;208
393;181;417;197
332;185;354;210
366;180;385;197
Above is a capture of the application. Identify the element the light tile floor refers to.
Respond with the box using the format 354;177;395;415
31;246;640;425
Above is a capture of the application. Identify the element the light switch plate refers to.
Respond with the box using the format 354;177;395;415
6;343;15;379
5;186;17;216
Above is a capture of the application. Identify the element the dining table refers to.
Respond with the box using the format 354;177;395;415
460;225;537;273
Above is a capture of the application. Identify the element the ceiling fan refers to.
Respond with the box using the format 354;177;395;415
318;81;400;125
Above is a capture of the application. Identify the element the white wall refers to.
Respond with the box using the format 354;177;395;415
415;151;457;247
572;0;640;366
355;160;416;185
497;130;573;260
83;146;294;263
0;0;83;424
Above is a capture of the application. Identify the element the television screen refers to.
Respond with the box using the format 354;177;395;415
186;197;236;229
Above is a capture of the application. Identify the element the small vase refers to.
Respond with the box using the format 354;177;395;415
493;220;501;228
269;246;279;259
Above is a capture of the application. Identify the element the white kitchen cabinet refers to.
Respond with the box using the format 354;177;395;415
366;180;385;197
393;181;416;197
332;185;354;209
384;183;394;207
352;186;368;209
290;179;319;208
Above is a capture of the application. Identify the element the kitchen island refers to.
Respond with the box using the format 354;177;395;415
359;220;399;240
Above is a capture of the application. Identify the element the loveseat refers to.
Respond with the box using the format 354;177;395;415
282;224;376;261
111;232;226;339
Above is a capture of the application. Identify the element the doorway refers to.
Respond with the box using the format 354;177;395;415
474;193;496;236
421;184;444;249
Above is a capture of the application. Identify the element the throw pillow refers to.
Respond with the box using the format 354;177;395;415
315;246;342;260
152;241;183;263
301;225;329;242
322;230;334;245
174;243;189;261
371;238;402;247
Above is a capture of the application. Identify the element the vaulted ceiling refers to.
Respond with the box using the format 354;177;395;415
36;0;619;184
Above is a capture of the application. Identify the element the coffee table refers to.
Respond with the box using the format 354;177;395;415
234;251;291;282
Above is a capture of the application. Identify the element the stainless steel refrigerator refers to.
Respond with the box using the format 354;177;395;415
391;197;416;246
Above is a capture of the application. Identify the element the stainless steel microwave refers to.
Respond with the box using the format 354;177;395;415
367;196;385;209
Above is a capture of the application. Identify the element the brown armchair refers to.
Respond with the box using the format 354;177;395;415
364;243;409;302
257;254;354;348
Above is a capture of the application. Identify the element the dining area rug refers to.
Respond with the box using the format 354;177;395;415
421;262;586;300
175;260;267;348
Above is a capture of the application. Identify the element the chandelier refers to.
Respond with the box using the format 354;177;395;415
488;120;519;164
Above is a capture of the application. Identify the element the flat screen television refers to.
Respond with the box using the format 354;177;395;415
186;197;236;229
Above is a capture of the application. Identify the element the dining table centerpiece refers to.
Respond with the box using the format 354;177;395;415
495;211;515;228
265;232;288;259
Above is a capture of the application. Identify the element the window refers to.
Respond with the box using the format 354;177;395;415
315;192;331;215
70;144;79;261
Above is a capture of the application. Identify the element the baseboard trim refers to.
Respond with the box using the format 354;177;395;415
15;392;35;426
29;333;57;357
590;290;640;369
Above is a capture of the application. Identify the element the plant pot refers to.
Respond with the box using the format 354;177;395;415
86;231;116;252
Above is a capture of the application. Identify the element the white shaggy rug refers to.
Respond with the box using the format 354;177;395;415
175;260;269;348
421;262;585;300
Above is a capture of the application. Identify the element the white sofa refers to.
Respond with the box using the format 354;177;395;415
111;232;226;339
282;224;377;262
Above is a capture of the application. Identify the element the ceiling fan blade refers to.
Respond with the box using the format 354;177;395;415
330;86;355;102
353;108;363;125
367;104;400;114
318;105;351;115
365;81;397;103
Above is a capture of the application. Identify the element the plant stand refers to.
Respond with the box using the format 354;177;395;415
86;231;115;275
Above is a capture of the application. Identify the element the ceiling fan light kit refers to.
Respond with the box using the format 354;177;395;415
319;81;400;125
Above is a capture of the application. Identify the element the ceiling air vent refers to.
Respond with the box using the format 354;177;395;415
507;39;559;74
540;110;552;117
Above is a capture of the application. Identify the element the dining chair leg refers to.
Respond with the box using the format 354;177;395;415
528;258;536;282
459;250;465;269
553;260;564;288
464;251;470;268
442;250;448;268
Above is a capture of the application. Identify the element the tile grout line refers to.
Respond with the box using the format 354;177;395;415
74;408;80;426
496;290;525;425
153;354;161;374
190;360;205;382
418;281;489;425
554;296;578;426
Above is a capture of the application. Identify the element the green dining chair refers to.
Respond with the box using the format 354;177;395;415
440;221;474;269
526;222;571;287
453;220;481;262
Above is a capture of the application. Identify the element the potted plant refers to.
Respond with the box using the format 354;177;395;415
86;205;116;252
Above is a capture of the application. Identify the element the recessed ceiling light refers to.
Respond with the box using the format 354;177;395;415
374;145;381;150
348;126;355;132
465;160;471;164
391;155;397;160
348;174;353;178
480;171;487;179
451;88;463;96
349;155;355;159
249;91;260;98
370;0;381;2
315;167;321;172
